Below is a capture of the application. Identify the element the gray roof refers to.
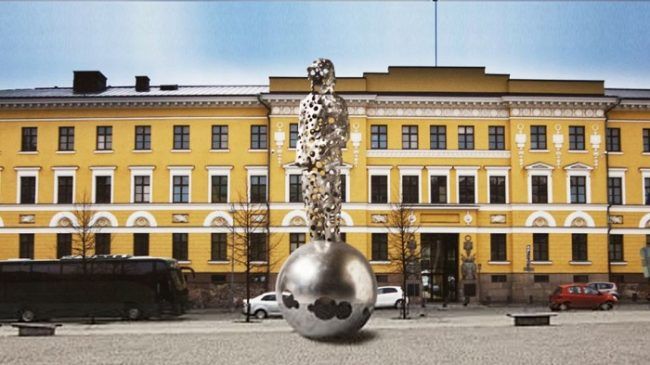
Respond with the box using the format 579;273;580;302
0;85;269;99
605;88;650;99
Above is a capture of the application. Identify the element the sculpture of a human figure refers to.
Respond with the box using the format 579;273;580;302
295;59;349;242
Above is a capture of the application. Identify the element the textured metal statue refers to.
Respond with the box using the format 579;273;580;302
276;59;377;339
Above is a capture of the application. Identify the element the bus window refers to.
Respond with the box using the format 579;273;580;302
61;262;83;275
123;261;154;276
92;262;116;276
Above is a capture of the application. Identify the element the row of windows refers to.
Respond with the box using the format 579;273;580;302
19;125;268;152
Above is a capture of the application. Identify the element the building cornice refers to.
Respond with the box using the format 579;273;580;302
0;96;262;109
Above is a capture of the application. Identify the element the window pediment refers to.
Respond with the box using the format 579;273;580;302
525;162;555;170
564;162;593;171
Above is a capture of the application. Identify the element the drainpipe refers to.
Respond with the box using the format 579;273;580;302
257;94;273;291
604;97;620;282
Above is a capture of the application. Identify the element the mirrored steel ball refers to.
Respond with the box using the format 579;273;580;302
276;239;377;339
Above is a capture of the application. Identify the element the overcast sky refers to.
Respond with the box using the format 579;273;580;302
1;1;649;89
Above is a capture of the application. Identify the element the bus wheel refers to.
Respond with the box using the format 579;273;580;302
124;305;142;321
20;309;36;323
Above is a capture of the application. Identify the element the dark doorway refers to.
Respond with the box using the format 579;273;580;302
421;233;458;302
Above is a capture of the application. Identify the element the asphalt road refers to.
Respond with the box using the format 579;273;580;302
1;305;649;365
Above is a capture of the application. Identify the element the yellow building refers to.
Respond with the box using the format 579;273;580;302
1;68;649;304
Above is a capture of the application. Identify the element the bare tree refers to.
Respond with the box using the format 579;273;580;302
70;194;110;273
229;192;281;322
385;201;420;319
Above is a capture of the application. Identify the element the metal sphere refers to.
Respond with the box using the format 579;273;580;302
276;239;377;339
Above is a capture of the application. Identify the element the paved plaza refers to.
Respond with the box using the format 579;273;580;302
1;305;649;365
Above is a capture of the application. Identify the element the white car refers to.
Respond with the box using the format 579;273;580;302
242;292;282;319
375;286;408;309
587;282;620;299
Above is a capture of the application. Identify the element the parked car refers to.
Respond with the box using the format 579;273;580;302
376;286;408;309
587;282;620;299
549;284;617;311
242;292;282;319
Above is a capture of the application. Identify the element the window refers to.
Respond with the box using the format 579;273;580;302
289;174;302;202
458;176;475;204
133;233;149;256
211;233;227;261
530;126;547;150
135;126;151;150
490;234;507;261
20;176;36;204
250;233;267;262
57;233;72;258
95;176;112;204
57;176;73;204
19;234;34;259
172;233;189;261
570;176;587;204
56;126;75;151
290;233;306;253
211;274;227;284
21;127;37;152
340;174;347;202
491;275;507;283
133;176;150;203
430;126;446;150
289;123;298;149
569;126;585;150
371;125;387;149
489;176;506;204
609;235;624;262
531;175;548;203
95;233;111;255
370;175;388;203
645;177;650;205
571;233;588;261
606;128;620;152
172;175;189;203
250;125;267;149
534;275;549;283
211;125;228;150
533;233;549;261
647;235;650;247
340;233;347;242
644;129;650;153
375;274;388;283
488;126;505;150
608;177;622;205
430;176;447;204
371;233;388;261
458;126;474;150
211;175;228;203
173;125;190;150
250;175;267;203
401;175;419;203
573;275;589;283
96;126;112;150
402;125;418;149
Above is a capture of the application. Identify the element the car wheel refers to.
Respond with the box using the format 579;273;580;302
395;299;404;309
599;302;613;311
254;309;268;319
20;308;36;323
559;303;569;311
124;304;142;320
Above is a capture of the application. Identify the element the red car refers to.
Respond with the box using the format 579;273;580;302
549;284;617;311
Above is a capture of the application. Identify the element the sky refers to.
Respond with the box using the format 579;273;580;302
1;1;649;90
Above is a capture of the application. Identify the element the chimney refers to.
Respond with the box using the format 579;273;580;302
73;71;107;93
135;76;150;92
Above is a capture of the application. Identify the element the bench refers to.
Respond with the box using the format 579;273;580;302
11;323;62;336
506;313;557;326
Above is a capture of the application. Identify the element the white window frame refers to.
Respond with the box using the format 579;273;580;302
608;168;626;205
283;165;302;203
455;166;479;204
129;166;154;204
206;166;232;204
91;166;116;204
15;167;40;204
246;166;268;203
485;166;510;204
526;164;554;204
641;168;650;205
398;166;423;204
339;164;351;203
426;166;451;204
565;166;592;204
367;166;392;204
168;166;193;204
52;166;78;204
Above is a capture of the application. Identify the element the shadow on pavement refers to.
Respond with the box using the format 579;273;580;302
312;329;378;345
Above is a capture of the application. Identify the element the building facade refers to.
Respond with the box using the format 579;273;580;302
1;67;649;304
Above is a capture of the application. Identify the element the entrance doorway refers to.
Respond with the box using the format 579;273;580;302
421;233;458;302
